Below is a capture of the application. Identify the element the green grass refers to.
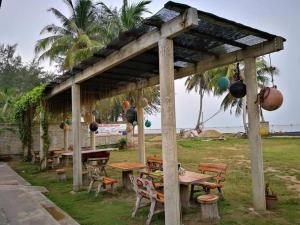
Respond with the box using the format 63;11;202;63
10;137;300;225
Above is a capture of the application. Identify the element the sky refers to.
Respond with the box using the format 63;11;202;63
0;0;299;129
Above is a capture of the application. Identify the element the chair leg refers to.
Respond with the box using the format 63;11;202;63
146;199;156;225
217;187;224;199
132;195;142;218
96;182;102;197
190;184;195;200
88;180;94;193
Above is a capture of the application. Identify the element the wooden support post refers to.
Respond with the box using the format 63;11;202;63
72;83;82;191
137;89;145;164
159;38;181;225
244;57;266;211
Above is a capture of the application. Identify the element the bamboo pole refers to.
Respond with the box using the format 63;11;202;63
244;57;266;211
159;38;181;225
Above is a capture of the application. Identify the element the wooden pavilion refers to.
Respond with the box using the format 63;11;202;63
43;2;285;224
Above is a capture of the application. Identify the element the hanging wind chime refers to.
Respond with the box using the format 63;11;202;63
229;63;247;98
257;55;283;111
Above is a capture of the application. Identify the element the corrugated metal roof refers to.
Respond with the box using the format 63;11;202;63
46;1;284;95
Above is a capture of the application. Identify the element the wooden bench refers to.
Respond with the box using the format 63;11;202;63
190;163;227;200
140;156;164;190
129;175;164;225
146;155;163;172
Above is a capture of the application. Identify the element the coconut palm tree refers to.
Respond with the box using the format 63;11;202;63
35;0;106;70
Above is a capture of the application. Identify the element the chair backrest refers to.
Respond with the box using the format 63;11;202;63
146;155;163;172
129;175;164;203
198;163;227;176
86;164;103;180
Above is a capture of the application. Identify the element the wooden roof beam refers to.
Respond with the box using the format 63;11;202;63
47;7;198;98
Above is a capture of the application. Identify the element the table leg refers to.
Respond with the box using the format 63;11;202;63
180;184;190;209
122;170;133;191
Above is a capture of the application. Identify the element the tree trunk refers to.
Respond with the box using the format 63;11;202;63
242;97;248;134
195;86;204;131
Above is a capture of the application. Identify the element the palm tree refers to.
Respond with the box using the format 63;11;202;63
35;0;106;70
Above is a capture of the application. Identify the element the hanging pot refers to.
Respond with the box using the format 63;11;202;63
259;86;283;111
145;120;151;128
132;121;138;127
89;122;98;132
59;122;65;129
217;76;230;91
141;98;148;108
65;119;72;125
126;107;137;124
229;80;247;98
122;100;130;109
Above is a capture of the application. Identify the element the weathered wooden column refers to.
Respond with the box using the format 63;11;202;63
244;57;266;211
137;89;145;164
72;83;82;191
159;38;181;225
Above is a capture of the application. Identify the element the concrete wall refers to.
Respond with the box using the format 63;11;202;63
0;123;123;156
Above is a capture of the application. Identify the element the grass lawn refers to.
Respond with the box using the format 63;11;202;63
9;137;300;225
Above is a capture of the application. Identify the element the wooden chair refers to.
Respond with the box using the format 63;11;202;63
86;164;117;196
190;163;227;200
87;157;109;176
129;175;164;225
140;156;164;189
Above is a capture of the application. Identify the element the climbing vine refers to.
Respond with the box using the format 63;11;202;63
13;84;50;161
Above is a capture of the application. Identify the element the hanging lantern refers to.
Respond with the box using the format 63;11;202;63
145;120;151;128
122;100;130;109
259;86;283;111
229;80;247;98
132;121;138;127
89;122;98;132
217;76;230;91
126;123;133;133
141;98;148;108
126;107;137;124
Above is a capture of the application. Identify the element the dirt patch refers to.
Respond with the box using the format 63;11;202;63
148;135;161;142
276;175;300;196
265;167;280;173
42;205;65;221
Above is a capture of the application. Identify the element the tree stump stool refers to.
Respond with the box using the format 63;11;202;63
56;168;67;182
197;194;220;223
82;170;89;186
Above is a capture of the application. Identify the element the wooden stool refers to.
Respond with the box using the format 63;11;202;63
96;177;118;196
82;170;89;186
197;194;220;223
56;168;67;182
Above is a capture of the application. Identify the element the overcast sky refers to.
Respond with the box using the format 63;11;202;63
0;0;299;129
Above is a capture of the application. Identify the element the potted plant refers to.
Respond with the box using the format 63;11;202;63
265;183;278;210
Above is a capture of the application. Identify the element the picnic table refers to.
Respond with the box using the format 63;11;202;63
61;148;118;166
142;170;213;209
108;162;146;191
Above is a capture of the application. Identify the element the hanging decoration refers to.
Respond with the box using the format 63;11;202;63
65;119;72;125
217;75;230;91
132;121;138;127
229;63;247;98
89;122;98;132
126;107;137;124
145;120;151;128
141;97;148;108
59;121;65;129
257;55;283;111
122;100;130;109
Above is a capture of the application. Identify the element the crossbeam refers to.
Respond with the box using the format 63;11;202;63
47;7;198;98
100;37;284;99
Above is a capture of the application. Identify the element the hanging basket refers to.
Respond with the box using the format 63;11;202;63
229;80;247;98
258;86;283;111
89;122;98;132
59;122;65;130
126;107;137;124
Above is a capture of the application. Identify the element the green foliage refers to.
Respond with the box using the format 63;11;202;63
13;85;48;160
117;137;127;149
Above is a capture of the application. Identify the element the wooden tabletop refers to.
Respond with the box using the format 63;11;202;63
179;171;212;185
62;148;118;156
108;162;146;171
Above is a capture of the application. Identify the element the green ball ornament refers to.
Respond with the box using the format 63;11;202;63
217;76;230;91
145;120;151;128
